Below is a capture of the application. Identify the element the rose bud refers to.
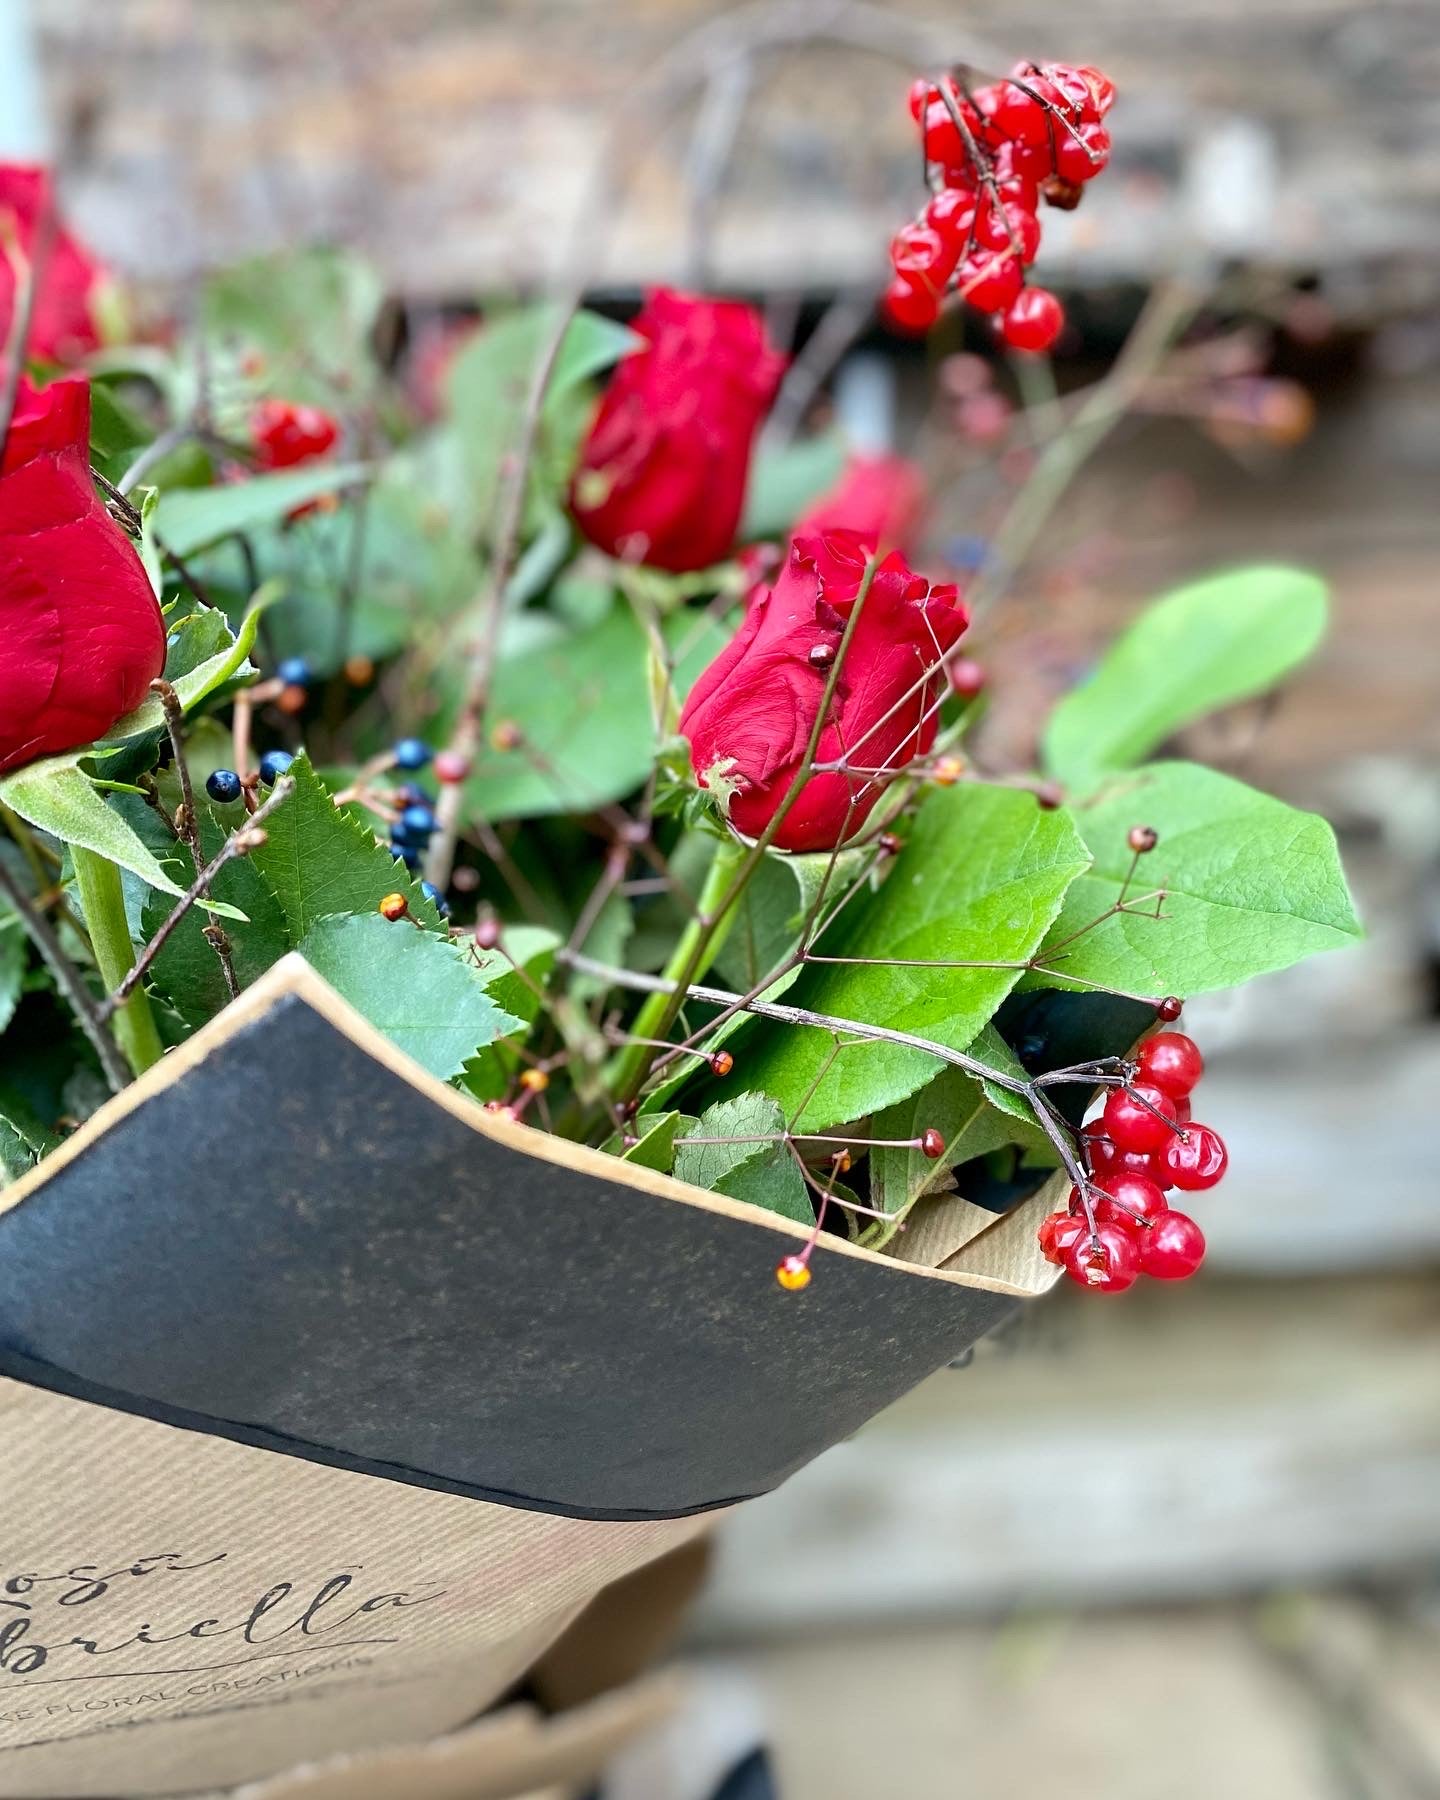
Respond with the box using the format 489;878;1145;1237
0;165;111;365
569;288;785;572
678;529;968;852
795;452;927;554
0;377;166;774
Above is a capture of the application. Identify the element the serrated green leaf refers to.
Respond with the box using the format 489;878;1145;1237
103;587;276;743
139;805;292;1027
296;912;521;1081
734;785;1091;1132
674;1092;813;1223
741;433;847;541
153;467;370;558
713;847;867;1001
245;752;441;938
1044;567;1329;791
0;763;225;907
1030;761;1361;997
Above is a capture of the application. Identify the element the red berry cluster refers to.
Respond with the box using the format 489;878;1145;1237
884;61;1116;349
1038;1032;1228;1295
252;399;341;470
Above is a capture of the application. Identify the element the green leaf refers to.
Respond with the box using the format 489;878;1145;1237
734;785;1091;1132
674;1092;813;1223
246;753;441;938
0;762;216;906
457;926;562;1102
870;1061;1050;1244
741;433;846;541
296;912;521;1081
201;248;385;403
713;846;867;1002
153;466;370;558
139;806;292;1027
1030;761;1361;997
612;1109;684;1174
103;587;275;742
1044;567;1329;791
446;306;636;522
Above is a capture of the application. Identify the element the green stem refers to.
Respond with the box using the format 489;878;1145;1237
610;834;747;1100
71;846;164;1077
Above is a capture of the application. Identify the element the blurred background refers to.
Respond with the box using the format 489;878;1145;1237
6;1;1438;1794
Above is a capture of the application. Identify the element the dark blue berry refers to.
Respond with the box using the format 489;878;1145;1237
392;843;421;870
396;782;426;808
258;749;295;786
277;656;312;688
205;768;243;805
421;880;450;918
400;803;437;839
392;738;432;771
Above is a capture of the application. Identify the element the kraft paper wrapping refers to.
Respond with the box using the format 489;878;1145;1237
0;957;1093;1794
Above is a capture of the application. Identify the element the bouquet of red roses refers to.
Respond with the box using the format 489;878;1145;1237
0;55;1358;1798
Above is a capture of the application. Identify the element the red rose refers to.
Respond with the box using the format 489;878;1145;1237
679;529;968;851
1;377;166;775
796;452;927;552
570;288;785;572
0;165;108;366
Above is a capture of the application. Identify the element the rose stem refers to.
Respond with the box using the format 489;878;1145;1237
69;848;165;1077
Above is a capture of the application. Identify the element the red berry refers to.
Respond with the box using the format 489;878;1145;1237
958;250;1023;314
1078;66;1117;117
1000;287;1065;353
1137;1031;1205;1098
907;78;933;123
890;221;960;285
252;399;340;469
922;97;975;167
1092;1170;1169;1230
1102;1082;1179;1153
926;185;978;244
920;1127;946;1160
881;274;940;336
1156;996;1184;1023
1056;122;1111;186
976;198;1042;263
1142;1210;1206;1280
1039;1211;1088;1266
992;140;1048;198
1161;1123;1228;1191
948;656;986;699
434;748;471;784
1061;1221;1141;1293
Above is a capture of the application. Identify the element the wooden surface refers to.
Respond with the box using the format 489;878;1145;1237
697;1274;1440;1627
28;0;1440;294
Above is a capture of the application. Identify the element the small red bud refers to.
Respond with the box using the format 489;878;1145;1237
1128;824;1158;854
434;749;471;784
276;683;308;716
709;1049;735;1078
343;654;375;686
920;1128;945;1160
830;1147;853;1174
473;915;501;951
1034;780;1064;810
947;657;986;700
490;720;524;752
877;832;904;856
1156;996;1184;1022
808;642;837;669
378;892;409;922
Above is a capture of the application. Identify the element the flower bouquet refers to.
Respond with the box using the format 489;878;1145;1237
0;49;1359;1799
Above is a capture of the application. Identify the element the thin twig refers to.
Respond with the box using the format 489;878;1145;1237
102;777;295;1014
0;859;130;1093
151;677;241;999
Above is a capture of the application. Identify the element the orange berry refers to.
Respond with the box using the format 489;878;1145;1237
775;1255;812;1292
378;892;409;921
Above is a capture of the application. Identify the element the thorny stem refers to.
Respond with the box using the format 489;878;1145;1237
152;678;241;1001
102;777;295;1016
0;858;131;1093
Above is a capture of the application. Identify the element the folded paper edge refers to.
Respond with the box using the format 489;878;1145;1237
0;953;1058;1302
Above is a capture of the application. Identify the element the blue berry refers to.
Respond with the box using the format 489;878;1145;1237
258;749;295;786
400;803;437;839
396;782;426;807
421;880;450;918
393;738;432;771
205;768;243;804
277;656;312;688
392;843;421;871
